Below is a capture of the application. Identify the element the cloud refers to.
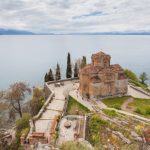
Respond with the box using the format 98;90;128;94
0;0;150;33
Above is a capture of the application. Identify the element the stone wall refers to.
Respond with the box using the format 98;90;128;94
46;77;79;85
44;83;52;99
27;82;54;144
27;78;79;145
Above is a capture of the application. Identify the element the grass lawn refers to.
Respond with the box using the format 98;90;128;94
102;96;130;109
128;98;150;118
66;96;90;115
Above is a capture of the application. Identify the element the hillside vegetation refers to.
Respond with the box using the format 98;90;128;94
124;69;149;91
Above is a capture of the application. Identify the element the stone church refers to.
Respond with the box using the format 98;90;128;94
79;51;128;99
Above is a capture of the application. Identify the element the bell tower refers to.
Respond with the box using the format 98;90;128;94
92;51;111;68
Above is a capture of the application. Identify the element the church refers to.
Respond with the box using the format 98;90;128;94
79;51;128;99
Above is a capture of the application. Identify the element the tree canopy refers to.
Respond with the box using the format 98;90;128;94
80;56;87;69
48;69;54;81
66;52;72;78
6;82;31;118
139;72;149;84
74;62;79;78
55;63;61;80
30;87;45;116
44;73;49;82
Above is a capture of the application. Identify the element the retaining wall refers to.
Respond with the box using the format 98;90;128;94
46;77;79;85
27;78;79;144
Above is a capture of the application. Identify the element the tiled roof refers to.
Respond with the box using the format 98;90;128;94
92;51;111;58
80;64;103;74
110;64;124;72
80;64;123;74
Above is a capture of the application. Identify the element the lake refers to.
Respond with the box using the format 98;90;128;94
0;35;150;90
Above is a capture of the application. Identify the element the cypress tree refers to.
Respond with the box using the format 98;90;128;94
48;69;54;81
44;73;49;82
80;56;87;68
74;62;79;78
66;52;72;78
55;63;61;80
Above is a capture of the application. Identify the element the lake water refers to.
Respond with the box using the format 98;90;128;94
0;35;150;90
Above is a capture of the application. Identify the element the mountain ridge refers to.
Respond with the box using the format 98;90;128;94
0;28;150;35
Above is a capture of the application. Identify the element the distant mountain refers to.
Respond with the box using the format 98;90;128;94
0;28;34;35
65;32;150;35
0;28;150;35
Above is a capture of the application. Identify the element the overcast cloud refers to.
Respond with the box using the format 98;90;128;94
0;0;150;33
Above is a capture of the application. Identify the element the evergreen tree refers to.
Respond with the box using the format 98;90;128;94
66;52;72;78
48;69;54;81
44;73;49;82
55;63;61;80
74;62;79;78
80;56;87;68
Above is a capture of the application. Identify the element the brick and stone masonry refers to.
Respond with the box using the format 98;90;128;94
79;51;128;99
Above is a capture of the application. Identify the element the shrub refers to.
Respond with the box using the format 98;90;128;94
21;128;29;138
30;88;45;116
124;69;138;81
130;80;148;90
14;113;30;149
16;113;30;132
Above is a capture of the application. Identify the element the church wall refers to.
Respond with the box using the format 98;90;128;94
79;51;128;99
79;74;90;97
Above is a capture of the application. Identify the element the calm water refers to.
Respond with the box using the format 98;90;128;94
0;35;150;90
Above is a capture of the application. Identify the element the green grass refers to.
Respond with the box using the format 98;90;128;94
129;79;148;91
60;141;91;150
102;96;130;109
102;109;118;117
88;114;107;145
129;98;150;117
66;96;90;115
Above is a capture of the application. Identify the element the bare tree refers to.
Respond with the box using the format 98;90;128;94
6;82;31;118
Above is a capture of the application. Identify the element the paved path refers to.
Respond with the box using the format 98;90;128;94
34;81;75;134
69;90;94;111
128;85;150;99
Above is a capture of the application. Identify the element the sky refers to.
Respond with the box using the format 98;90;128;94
0;0;150;33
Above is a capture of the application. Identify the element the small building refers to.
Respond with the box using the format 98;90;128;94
79;51;128;99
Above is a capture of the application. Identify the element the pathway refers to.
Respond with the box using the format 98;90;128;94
121;97;134;112
128;85;150;99
69;84;150;123
34;81;75;135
